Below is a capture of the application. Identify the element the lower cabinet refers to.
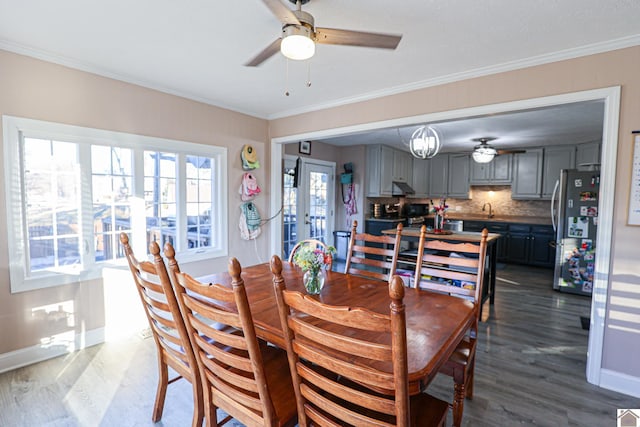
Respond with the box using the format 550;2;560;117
505;224;555;267
463;220;555;267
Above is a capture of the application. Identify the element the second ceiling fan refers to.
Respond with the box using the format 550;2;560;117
471;137;525;163
245;0;402;66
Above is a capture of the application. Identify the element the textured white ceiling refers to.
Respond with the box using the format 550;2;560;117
1;0;639;120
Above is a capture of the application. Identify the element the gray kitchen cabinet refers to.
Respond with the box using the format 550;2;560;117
447;154;470;199
366;145;413;197
576;141;601;169
470;154;512;185
428;154;448;197
410;157;430;198
512;149;544;199
393;150;412;183
542;146;575;199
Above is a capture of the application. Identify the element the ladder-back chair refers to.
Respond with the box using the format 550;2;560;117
413;226;489;427
344;220;403;282
271;255;449;427
165;246;297;427
119;233;203;427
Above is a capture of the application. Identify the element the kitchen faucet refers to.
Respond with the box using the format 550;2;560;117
482;202;494;218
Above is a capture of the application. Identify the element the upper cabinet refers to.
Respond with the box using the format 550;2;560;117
512;149;544;199
470;154;512;185
541;146;575;198
427;154;470;199
512;146;575;200
393;150;412;183
448;154;471;199
576;141;601;169
411;157;430;198
366;145;413;197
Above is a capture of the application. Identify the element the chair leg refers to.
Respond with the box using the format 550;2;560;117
152;359;169;422
191;380;204;427
465;359;476;400
452;381;465;427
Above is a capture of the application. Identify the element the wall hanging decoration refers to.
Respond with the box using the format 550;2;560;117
239;201;261;240
239;172;261;201
241;144;260;170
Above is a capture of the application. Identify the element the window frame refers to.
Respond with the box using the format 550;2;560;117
3;116;228;293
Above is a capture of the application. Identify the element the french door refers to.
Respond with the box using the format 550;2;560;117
282;156;335;259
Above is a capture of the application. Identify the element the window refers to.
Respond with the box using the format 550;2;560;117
3;116;227;293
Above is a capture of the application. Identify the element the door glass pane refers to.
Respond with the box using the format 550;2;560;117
308;171;328;242
283;170;297;259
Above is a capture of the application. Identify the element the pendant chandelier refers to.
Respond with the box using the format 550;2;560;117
409;126;441;159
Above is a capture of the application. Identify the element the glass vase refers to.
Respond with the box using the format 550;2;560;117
303;269;325;295
434;214;444;231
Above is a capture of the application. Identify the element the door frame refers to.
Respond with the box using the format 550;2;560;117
270;85;620;389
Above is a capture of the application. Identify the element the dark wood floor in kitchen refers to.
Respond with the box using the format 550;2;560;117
0;264;637;426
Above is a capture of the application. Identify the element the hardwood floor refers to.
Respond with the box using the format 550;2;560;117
0;264;636;426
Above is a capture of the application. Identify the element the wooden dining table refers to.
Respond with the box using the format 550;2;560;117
198;261;475;394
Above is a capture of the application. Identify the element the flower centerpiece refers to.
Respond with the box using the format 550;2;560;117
430;198;448;232
293;244;336;294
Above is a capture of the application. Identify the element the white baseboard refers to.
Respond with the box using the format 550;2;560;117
599;368;640;399
0;327;105;374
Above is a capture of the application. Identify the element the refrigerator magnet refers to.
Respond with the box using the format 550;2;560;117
574;179;583;187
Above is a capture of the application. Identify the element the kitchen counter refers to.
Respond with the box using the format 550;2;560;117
443;214;552;226
365;216;405;222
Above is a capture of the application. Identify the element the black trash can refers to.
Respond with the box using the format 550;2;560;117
333;230;351;261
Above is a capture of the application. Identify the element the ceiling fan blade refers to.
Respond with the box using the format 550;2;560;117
261;0;301;25
497;149;526;155
244;38;282;66
315;27;402;49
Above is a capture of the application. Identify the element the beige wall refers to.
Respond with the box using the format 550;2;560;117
270;46;640;379
0;50;271;354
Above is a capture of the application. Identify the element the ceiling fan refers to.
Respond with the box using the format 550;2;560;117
245;0;402;66
471;137;525;163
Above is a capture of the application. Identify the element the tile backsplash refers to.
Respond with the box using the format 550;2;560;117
369;185;550;218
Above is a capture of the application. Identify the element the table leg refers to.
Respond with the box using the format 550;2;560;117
489;242;497;305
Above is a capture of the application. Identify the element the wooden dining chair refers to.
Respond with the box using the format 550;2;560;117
344;219;403;281
164;246;297;427
413;226;489;427
119;233;203;427
271;255;449;427
288;238;333;270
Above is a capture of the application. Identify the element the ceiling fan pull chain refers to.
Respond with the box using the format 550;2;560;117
285;58;290;96
306;60;312;87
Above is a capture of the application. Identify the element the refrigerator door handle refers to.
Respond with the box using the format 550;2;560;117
551;179;560;232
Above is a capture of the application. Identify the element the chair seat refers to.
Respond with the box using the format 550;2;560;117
261;345;298;427
442;336;476;370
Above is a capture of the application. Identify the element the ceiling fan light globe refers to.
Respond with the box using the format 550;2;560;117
409;126;441;159
281;26;315;60
472;145;497;163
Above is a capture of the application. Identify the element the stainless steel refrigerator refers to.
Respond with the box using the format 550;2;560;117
551;169;600;296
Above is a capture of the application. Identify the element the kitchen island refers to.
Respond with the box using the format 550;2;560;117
382;227;501;318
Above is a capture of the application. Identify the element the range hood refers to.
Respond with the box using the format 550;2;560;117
392;181;415;195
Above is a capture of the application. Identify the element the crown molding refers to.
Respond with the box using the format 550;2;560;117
267;34;640;119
